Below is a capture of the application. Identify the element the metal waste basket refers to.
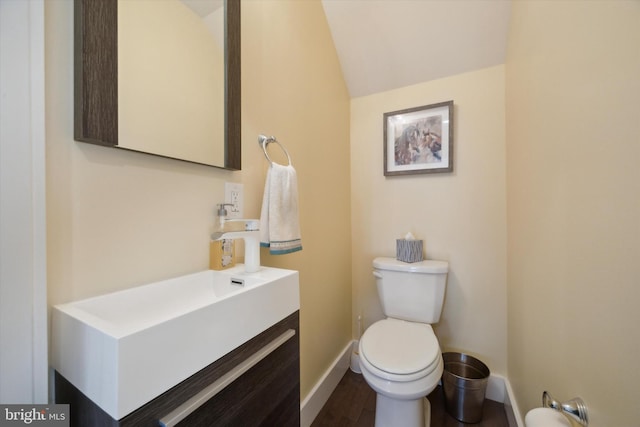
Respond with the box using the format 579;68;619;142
442;352;490;423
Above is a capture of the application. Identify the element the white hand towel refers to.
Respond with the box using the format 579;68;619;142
260;163;302;254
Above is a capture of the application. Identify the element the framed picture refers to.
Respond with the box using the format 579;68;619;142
383;100;453;176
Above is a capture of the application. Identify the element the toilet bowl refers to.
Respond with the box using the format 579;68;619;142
359;257;448;427
359;319;443;427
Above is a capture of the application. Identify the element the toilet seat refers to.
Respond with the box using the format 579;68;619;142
360;318;440;382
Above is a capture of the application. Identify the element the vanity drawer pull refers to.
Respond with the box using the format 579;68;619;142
158;328;296;427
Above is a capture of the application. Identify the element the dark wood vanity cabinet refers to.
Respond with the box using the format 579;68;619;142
55;311;300;427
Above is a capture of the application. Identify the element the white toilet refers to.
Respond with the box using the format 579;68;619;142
359;257;448;427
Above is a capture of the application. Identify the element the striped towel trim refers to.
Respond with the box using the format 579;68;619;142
261;239;303;255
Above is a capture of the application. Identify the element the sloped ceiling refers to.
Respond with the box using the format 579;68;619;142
321;0;512;98
181;0;223;17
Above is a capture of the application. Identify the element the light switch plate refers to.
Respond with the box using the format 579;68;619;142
225;182;243;218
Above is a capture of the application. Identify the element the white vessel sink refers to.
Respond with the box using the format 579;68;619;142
51;265;299;420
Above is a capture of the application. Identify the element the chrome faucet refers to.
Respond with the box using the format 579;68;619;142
211;219;261;273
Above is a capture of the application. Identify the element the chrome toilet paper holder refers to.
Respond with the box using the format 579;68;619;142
543;391;589;426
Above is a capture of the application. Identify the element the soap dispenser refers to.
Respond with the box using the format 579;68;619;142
209;204;236;270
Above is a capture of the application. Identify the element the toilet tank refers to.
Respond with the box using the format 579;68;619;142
373;257;448;323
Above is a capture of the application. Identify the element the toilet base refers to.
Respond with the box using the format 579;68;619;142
374;394;431;427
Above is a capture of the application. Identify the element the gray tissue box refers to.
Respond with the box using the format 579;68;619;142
396;239;423;263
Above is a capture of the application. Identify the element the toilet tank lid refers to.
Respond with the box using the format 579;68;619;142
373;257;448;273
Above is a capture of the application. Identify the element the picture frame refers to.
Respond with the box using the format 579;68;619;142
383;100;453;176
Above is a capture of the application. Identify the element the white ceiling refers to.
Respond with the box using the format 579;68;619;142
181;0;223;17
321;0;512;98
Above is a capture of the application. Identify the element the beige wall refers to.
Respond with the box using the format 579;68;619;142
350;66;508;374
118;0;225;164
506;1;640;425
242;0;352;400
45;0;351;403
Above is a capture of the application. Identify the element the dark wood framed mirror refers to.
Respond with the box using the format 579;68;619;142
74;0;241;170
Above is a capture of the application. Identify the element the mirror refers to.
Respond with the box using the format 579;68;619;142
73;0;241;170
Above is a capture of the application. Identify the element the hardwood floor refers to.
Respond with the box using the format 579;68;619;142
311;369;509;427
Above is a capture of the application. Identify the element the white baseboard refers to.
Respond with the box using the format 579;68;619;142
486;374;525;427
486;374;506;403
300;341;525;427
300;341;352;427
503;376;525;427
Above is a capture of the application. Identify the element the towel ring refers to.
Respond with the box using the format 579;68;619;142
258;135;292;166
